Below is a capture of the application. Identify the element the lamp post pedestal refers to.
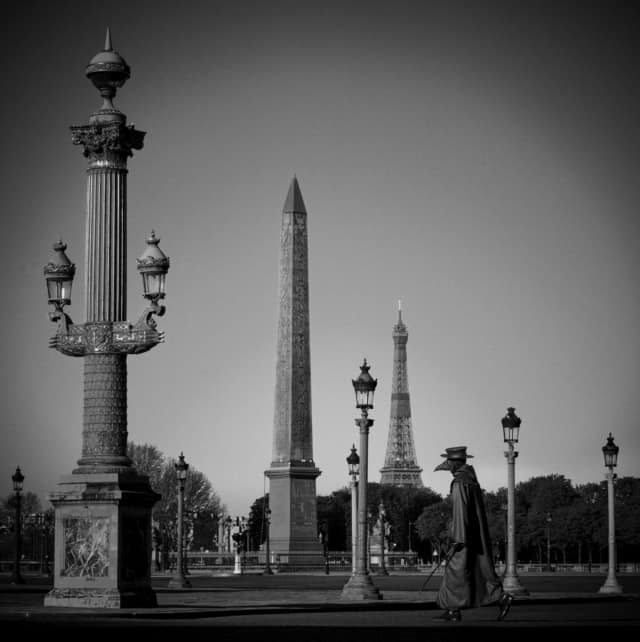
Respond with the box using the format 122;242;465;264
45;472;160;607
599;470;623;594
502;446;528;595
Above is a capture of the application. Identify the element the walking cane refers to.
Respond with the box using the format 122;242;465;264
419;545;456;593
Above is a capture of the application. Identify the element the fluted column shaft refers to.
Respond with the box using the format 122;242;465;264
85;167;127;322
599;470;623;593
502;443;528;595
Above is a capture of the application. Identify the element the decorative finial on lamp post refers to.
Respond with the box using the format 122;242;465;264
85;28;131;124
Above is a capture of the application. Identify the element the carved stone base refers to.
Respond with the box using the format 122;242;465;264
45;471;160;609
341;572;382;600
44;586;157;608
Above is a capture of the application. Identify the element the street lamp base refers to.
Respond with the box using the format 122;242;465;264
168;574;192;589
10;573;25;585
263;566;274;575
502;573;529;596
340;571;382;600
598;577;623;594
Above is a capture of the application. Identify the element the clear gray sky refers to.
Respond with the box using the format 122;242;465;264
1;0;639;518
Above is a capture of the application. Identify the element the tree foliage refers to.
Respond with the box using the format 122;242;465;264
413;474;640;564
127;442;225;555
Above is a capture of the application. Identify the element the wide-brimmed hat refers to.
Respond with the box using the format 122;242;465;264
440;446;473;460
434;446;473;471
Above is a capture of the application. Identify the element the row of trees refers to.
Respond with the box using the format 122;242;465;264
245;474;640;564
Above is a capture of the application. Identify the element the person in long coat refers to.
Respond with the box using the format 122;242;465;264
433;446;513;622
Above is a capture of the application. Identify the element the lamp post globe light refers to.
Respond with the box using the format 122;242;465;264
500;407;528;595
599;433;623;594
43;31;167;609
346;444;360;574
10;467;25;585
168;453;191;589
341;360;382;600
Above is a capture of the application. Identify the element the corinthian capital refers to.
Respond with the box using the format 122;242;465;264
70;122;145;164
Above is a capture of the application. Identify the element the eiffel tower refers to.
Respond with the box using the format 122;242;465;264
380;302;423;487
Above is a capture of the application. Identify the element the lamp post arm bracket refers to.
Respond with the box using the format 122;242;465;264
48;313;88;356
111;311;165;354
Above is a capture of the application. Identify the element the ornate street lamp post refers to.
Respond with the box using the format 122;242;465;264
43;31;167;609
341;359;382;600
168;453;191;589
10;467;25;585
263;506;274;575
501;407;528;595
599;433;623;594
346;444;359;574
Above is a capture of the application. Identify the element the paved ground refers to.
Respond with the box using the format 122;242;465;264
1;571;638;640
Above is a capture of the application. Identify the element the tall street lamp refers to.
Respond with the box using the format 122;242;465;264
10;467;25;585
168;453;191;588
346;444;360;575
545;512;552;572
263;506;274;575
341;359;382;600
501;407;528;595
599;433;623;594
377;502;388;576
43;32;166;609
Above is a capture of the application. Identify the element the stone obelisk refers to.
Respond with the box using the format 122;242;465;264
265;177;322;565
379;302;423;486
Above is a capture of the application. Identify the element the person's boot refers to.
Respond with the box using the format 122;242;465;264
497;592;514;621
434;609;461;622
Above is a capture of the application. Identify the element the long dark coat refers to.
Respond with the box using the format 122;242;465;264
436;464;503;609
